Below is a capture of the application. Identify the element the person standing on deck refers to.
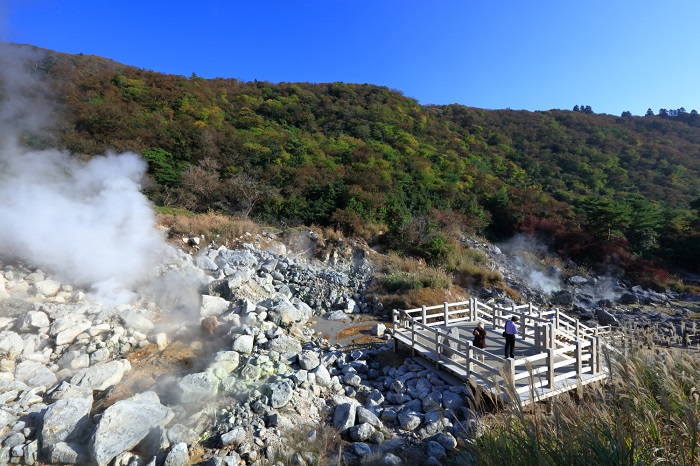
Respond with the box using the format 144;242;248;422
472;322;487;361
504;316;519;359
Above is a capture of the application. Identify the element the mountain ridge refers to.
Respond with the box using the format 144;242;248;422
5;42;700;278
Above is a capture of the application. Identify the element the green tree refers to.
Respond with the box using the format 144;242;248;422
142;148;187;186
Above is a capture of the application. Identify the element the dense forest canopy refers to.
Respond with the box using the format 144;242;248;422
7;45;700;280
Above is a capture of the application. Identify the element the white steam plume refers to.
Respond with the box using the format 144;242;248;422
0;146;164;303
0;42;198;308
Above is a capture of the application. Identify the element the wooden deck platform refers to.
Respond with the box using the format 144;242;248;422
392;300;611;406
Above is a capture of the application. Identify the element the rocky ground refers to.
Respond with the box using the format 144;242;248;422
0;231;698;466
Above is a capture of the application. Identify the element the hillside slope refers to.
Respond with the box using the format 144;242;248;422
7;43;700;277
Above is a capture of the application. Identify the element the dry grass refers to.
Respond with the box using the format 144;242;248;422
155;209;262;247
455;346;700;465
268;420;345;466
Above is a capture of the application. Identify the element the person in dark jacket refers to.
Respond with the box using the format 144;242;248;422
472;322;487;361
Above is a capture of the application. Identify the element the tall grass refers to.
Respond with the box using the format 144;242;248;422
455;347;700;465
155;209;262;247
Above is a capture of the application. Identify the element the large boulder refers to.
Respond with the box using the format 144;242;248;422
267;335;302;354
15;360;57;388
89;391;173;466
200;295;231;318
70;360;129;391
0;331;24;358
177;372;219;404
40;394;93;448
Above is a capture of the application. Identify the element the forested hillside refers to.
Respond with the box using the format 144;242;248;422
14;45;700;280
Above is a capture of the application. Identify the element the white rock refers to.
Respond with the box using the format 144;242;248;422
34;280;61;297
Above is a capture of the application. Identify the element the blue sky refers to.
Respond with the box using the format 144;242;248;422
3;0;699;116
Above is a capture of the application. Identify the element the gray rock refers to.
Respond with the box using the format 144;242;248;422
551;290;574;306
352;442;372;457
426;440;446;460
207;352;241;378
356;407;382;428
15;311;50;333
311;364;332;388
333;402;357;433
51;318;91;346
47;442;85;465
119;309;154;334
435;432;457;450
327;310;349;322
46;381;93;402
2;432;24;448
34;279;61;297
0;410;15;431
70;360;128;391
40;394;93;447
349;423;375;442
266;379;294;408
15;360;57;388
298;350;321;370
200;295;231;318
596;307;620;327
568;276;589;286
381;452;405;466
0;331;24;357
195;255;219;271
215;250;258;269
370;323;386;337
232;334;254;354
618;292;640;305
398;411;422;431
177;372;219;404
164;442;189;466
220;426;246;447
90;391;173;466
167;425;198;445
267;301;303;325
442;391;464;410
268;335;302;354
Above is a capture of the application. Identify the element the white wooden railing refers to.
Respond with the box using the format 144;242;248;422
392;298;610;399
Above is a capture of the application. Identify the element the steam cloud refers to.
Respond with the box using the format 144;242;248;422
0;42;192;307
0;146;164;302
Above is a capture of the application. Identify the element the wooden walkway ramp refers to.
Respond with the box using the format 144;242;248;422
392;299;612;406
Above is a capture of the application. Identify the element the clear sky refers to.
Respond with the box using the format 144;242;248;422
2;0;699;116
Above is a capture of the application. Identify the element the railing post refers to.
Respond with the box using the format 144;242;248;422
576;320;580;339
534;323;541;352
466;341;473;376
493;307;500;331
549;324;555;349
547;348;555;388
422;305;427;325
555;309;559;329
470;298;476;321
435;327;440;358
443;302;449;326
505;358;516;387
411;320;416;357
575;339;583;377
590;335;598;374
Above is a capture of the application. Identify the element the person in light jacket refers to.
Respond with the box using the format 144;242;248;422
504;315;519;359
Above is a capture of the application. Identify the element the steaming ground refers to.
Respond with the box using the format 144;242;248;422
0;143;190;306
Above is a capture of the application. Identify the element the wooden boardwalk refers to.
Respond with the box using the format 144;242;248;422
392;299;612;406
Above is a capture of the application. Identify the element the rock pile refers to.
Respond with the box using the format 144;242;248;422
0;232;474;466
1;231;697;465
